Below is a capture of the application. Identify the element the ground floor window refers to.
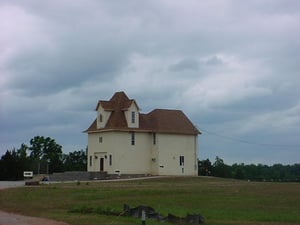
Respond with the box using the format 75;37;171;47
89;155;92;167
179;156;184;166
109;154;112;166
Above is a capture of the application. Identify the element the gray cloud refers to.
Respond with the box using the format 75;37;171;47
1;0;300;165
168;58;200;72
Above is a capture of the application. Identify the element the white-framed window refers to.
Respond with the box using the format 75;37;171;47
131;132;135;145
179;156;184;166
99;114;103;122
99;137;103;143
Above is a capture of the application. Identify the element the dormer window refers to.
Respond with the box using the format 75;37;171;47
99;114;103;122
131;111;135;123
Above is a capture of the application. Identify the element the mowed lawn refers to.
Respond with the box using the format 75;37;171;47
0;177;299;225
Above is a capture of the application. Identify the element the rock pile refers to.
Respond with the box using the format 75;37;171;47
123;204;205;225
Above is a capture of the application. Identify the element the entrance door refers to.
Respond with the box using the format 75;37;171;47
100;158;104;172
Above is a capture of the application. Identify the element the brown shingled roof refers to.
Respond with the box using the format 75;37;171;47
85;119;97;132
85;92;200;135
141;109;200;135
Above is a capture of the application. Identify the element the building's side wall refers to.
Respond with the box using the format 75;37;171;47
88;131;198;176
156;133;198;176
87;131;152;174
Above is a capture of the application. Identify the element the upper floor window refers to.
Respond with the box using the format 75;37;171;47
99;114;103;122
153;133;156;145
131;111;136;123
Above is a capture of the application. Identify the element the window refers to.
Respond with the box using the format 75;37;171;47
99;137;103;143
179;156;184;166
89;156;92;167
99;114;103;122
153;133;156;145
131;132;135;145
131;111;135;123
109;154;112;166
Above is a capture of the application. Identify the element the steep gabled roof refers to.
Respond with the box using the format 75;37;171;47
95;91;139;111
85;92;200;135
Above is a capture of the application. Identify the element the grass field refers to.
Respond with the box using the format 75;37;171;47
0;176;299;225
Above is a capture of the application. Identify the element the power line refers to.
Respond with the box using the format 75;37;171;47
199;127;300;148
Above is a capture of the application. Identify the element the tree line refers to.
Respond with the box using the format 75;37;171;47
0;136;87;180
198;157;300;182
2;136;299;182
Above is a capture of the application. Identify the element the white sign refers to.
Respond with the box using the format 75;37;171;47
23;171;33;178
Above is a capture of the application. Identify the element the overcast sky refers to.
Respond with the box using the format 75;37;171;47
1;0;300;165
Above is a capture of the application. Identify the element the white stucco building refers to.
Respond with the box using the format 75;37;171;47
85;92;200;176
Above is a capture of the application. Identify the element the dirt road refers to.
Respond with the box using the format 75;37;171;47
0;210;69;225
0;181;69;225
0;181;25;190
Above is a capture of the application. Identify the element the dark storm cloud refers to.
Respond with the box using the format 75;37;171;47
6;43;128;96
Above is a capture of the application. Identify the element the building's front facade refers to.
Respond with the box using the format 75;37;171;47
85;92;200;176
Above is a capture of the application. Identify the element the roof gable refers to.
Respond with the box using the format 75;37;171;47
95;91;139;111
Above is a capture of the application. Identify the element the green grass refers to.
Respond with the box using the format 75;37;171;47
0;177;300;225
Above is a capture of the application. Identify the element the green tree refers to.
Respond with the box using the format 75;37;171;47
63;149;87;171
198;158;212;176
0;150;18;180
17;143;28;159
29;136;63;174
211;156;232;178
0;145;31;180
232;163;245;180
